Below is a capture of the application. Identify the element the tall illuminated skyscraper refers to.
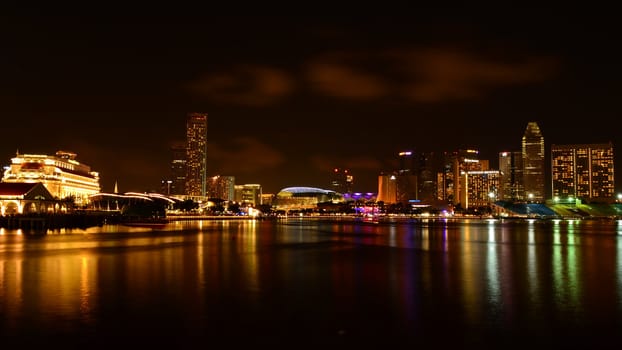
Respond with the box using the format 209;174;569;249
439;149;483;206
185;112;208;197
551;142;614;202
522;122;545;202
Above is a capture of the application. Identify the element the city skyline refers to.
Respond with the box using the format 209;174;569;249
2;13;621;194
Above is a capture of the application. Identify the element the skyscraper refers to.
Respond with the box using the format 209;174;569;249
551;143;615;202
208;175;235;201
377;173;398;204
185;112;208;198
330;168;353;194
498;151;524;202
396;151;417;203
463;170;501;209
522;122;545;202
439;149;488;205
169;141;187;196
416;151;442;204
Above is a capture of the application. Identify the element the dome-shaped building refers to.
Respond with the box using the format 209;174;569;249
273;186;344;211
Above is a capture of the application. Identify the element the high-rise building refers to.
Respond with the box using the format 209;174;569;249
169;141;187;196
377;173;398;204
522;122;545;202
396;151;417;203
185;112;208;198
438;149;488;205
416;151;442;204
498;151;524;202
208;175;235;201
330;168;353;194
551;142;615;203
463;170;501;208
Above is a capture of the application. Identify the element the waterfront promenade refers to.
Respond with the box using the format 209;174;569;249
3;209;622;234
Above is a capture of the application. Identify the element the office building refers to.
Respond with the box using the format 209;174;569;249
396;151;417;203
499;151;524;202
551;142;615;203
208;175;235;201
185;112;208;198
235;184;262;206
463;170;501;209
438;149;485;206
377;173;398;204
522;122;545;202
169;141;187;196
330;167;353;195
416;151;441;204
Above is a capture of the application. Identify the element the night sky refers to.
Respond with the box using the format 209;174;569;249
2;12;621;195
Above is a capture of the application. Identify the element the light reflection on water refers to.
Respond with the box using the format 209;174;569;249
0;217;621;346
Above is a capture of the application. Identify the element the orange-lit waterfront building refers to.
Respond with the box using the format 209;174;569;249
1;150;101;205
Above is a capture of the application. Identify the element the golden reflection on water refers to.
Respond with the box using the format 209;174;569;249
460;223;481;325
79;255;94;324
1;218;622;339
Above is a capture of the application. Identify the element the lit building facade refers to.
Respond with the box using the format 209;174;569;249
186;112;208;198
551;142;615;203
498;151;524;202
377;173;398;204
522;122;545;202
463;170;501;209
208;175;235;201
438;149;485;206
0;182;59;215
273;186;343;211
1;150;100;205
234;184;262;206
261;193;274;206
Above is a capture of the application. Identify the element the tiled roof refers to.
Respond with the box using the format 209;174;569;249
0;182;39;196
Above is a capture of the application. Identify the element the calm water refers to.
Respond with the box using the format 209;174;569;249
1;217;622;347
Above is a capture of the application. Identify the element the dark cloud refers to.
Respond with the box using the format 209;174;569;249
186;65;294;106
306;58;389;99
304;47;558;103
390;48;559;102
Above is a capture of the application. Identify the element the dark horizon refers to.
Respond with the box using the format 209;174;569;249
2;13;621;195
